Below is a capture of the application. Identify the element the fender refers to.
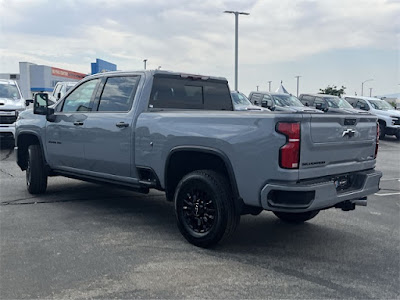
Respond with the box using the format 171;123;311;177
16;130;47;170
165;145;243;211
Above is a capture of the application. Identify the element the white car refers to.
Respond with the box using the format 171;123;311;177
344;96;400;140
0;79;27;139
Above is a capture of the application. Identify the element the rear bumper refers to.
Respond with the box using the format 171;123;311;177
0;124;15;138
260;169;382;212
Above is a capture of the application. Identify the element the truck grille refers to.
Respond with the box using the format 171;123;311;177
0;116;17;124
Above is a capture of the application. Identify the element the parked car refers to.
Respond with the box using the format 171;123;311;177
49;81;77;103
298;93;364;114
344;96;400;140
248;92;321;113
231;91;269;111
0;79;29;139
16;70;381;248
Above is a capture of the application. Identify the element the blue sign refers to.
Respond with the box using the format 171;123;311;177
91;58;117;74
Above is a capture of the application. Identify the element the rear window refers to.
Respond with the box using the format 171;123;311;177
97;76;139;112
149;76;232;110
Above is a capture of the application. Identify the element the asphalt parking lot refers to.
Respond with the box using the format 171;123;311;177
0;138;399;299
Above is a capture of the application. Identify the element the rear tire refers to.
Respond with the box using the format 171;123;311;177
273;210;320;223
174;170;240;248
26;145;47;194
379;123;385;140
396;131;400;141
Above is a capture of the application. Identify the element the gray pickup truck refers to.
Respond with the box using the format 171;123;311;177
15;70;382;247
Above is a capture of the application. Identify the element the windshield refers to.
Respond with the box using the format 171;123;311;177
272;94;304;107
325;97;353;109
231;92;252;106
0;83;21;99
368;99;394;110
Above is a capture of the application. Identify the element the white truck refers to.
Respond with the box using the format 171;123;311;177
49;81;77;104
344;96;400;140
0;79;28;139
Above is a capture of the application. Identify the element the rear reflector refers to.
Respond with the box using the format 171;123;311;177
276;122;300;169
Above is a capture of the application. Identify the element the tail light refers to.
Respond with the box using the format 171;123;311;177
375;123;379;158
276;122;300;169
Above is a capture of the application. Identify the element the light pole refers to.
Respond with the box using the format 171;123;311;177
267;81;272;92
143;59;147;70
224;10;249;91
361;78;373;96
295;75;301;97
369;88;373;97
256;85;259;91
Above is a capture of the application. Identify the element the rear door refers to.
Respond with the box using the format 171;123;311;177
299;114;377;179
81;75;140;178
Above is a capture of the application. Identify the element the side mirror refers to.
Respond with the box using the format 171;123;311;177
33;93;48;115
57;92;61;100
33;93;55;121
253;100;259;106
360;104;369;111
265;99;273;108
25;99;33;106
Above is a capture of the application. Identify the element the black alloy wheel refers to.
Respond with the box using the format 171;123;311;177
174;170;240;248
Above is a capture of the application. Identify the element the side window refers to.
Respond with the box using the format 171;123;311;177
262;94;271;100
250;93;262;104
345;97;356;107
301;95;315;106
356;100;369;110
97;76;139;112
53;84;62;98
314;97;325;107
62;79;100;113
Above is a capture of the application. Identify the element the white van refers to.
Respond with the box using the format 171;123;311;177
344;96;400;140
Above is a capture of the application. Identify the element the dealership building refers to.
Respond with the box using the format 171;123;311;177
0;58;116;98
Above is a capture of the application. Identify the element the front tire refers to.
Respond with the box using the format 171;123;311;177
273;210;320;223
174;170;240;248
26;145;47;194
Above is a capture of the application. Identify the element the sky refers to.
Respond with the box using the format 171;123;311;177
0;0;399;97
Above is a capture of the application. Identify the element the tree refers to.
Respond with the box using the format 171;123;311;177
319;85;346;97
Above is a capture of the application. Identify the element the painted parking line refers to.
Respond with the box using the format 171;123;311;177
375;192;400;196
380;178;400;181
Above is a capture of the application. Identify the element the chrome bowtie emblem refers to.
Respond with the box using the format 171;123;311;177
342;128;356;138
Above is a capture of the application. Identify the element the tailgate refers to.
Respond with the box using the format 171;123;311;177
299;114;377;180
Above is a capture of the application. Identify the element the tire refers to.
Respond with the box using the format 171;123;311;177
379;123;385;140
26;144;47;194
174;170;240;248
396;131;400;141
273;210;320;223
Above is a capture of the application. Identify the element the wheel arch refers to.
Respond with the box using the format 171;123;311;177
164;146;243;211
16;131;46;170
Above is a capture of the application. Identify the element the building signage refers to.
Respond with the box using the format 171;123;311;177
51;67;86;80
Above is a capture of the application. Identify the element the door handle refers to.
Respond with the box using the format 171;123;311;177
116;122;129;128
73;121;84;126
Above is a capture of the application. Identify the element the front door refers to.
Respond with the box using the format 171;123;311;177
82;75;140;178
45;78;100;171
